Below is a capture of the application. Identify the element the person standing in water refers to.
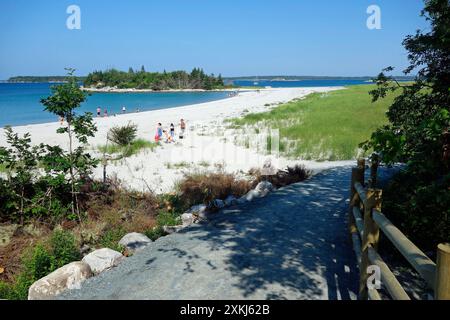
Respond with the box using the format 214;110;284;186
122;106;126;114
104;108;108;117
179;119;186;139
97;107;101;117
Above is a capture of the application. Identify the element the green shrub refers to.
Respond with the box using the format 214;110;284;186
99;227;126;252
50;229;80;268
144;226;167;241
108;122;138;146
156;210;181;227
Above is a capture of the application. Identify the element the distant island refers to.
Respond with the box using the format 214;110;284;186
7;76;86;83
83;67;224;91
223;75;415;81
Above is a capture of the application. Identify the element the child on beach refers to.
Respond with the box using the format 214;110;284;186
163;130;173;143
104;109;108;117
96;107;101;117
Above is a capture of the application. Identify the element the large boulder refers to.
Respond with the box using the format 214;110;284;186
118;233;152;254
28;262;92;300
81;248;124;275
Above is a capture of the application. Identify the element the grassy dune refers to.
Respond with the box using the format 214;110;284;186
231;85;398;160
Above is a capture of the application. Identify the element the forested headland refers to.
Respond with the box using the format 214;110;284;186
83;67;225;90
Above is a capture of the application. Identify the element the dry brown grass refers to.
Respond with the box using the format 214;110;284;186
178;172;253;208
250;164;312;188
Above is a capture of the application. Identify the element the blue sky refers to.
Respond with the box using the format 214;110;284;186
0;0;428;79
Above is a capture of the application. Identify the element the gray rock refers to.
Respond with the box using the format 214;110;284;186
187;204;208;215
0;224;18;247
163;225;184;234
243;189;262;202
211;199;225;209
118;233;152;253
80;244;91;256
81;248;124;275
255;181;274;196
28;262;92;300
224;195;238;206
181;213;195;226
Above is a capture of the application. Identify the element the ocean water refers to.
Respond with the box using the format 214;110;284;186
0;80;370;127
0;83;230;127
231;79;370;88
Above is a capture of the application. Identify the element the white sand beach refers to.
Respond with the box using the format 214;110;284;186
0;87;353;193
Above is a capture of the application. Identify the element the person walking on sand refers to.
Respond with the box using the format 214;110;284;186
155;123;163;142
96;107;101;117
170;123;175;141
179;119;186;139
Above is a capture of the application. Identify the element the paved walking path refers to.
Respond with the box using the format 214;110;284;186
59;166;396;300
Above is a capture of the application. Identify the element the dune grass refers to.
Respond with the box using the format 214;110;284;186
230;85;398;160
99;138;158;158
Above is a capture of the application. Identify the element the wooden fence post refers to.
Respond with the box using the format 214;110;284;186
435;243;450;300
349;164;365;232
359;188;382;300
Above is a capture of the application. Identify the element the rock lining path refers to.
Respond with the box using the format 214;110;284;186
59;166;396;300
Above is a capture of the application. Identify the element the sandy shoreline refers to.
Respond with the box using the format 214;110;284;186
0;87;353;193
80;86;250;93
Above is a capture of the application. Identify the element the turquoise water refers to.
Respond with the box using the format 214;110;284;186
0;83;230;127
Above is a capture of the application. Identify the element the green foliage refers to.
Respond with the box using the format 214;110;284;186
40;68;99;221
84;67;224;90
107;122;138;146
363;0;450;250
0;229;81;300
50;229;81;268
144;226;167;241
383;170;450;252
156;210;181;227
99;227;126;252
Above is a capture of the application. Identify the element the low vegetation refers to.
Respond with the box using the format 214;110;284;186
99;139;157;158
230;85;398;160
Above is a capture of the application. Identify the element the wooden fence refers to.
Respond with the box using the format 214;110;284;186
348;157;450;300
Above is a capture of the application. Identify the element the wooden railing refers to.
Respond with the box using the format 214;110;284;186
348;157;450;300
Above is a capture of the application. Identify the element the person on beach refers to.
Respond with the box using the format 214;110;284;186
163;130;173;143
179;119;186;139
155;123;163;142
170;123;175;141
104;108;108;117
122;106;126;114
59;116;64;125
96;107;101;117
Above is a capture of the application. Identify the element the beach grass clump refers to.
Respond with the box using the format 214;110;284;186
108;122;138;146
99;139;157;158
231;85;399;160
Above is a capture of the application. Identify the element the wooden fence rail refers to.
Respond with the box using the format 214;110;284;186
348;158;450;300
